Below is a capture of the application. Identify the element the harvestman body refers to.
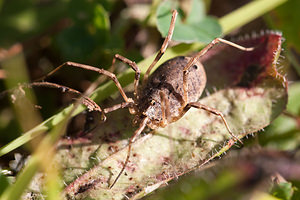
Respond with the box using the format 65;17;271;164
35;10;253;188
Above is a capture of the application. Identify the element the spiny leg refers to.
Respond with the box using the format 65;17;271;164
182;38;254;104
143;9;178;84
109;117;149;189
112;54;141;101
186;102;243;144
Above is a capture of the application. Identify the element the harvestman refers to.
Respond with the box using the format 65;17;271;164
35;10;253;188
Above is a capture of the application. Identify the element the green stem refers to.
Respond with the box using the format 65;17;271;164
220;0;288;34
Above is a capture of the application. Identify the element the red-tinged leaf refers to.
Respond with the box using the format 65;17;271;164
25;32;287;200
202;31;285;89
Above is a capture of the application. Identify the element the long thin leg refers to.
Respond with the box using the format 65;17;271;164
103;101;133;114
143;9;178;84
186;102;243;144
182;38;254;104
112;54;141;100
25;81;106;120
109;117;149;189
35;61;133;104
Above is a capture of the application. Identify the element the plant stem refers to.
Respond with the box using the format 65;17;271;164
220;0;288;34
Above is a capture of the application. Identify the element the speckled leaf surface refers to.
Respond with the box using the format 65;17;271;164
51;32;287;200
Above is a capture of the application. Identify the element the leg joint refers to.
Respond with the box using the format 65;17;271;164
65;61;73;66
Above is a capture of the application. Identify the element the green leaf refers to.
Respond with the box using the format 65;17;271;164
271;182;294;200
186;0;206;24
156;0;222;43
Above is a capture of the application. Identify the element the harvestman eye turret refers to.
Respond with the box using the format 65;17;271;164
34;10;253;189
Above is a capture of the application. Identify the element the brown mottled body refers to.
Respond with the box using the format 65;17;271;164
137;56;206;129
